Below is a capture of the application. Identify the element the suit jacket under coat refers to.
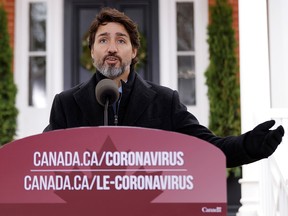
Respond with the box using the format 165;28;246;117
44;71;254;167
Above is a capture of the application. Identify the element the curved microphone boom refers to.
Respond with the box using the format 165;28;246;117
95;79;119;126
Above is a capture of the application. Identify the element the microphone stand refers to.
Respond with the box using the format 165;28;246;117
104;97;109;126
95;79;119;126
104;98;109;126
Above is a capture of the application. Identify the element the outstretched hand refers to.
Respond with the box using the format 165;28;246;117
245;120;285;160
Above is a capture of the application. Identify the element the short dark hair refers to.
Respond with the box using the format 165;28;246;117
88;7;140;68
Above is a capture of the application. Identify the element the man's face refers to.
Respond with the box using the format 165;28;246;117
91;22;137;79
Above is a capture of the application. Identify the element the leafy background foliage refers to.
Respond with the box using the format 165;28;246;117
0;5;18;146
205;0;241;177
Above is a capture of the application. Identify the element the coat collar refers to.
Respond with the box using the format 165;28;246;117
122;73;157;126
73;71;157;126
73;73;103;126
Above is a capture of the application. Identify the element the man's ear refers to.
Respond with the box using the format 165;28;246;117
91;48;94;58
132;48;137;59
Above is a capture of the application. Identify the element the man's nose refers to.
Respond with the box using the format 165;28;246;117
107;41;118;53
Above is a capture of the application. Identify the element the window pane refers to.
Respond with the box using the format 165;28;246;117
178;56;195;105
177;2;194;51
29;57;46;108
29;2;47;51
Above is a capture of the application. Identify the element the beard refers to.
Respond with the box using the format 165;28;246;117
94;54;130;79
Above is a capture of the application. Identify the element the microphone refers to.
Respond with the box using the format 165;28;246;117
95;79;119;126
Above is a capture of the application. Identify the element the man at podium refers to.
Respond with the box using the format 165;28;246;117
44;7;284;168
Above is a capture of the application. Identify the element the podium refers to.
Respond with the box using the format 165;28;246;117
0;127;227;216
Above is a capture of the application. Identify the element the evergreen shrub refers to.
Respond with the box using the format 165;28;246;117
0;5;18;146
205;0;241;177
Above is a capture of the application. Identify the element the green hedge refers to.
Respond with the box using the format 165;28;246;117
0;5;18;146
205;0;241;177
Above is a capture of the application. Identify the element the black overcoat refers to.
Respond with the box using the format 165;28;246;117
44;71;254;167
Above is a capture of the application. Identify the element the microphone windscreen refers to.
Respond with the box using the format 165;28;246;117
95;79;119;106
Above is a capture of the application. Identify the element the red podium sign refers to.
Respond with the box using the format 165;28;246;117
0;127;227;216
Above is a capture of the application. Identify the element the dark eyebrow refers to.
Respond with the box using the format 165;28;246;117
97;32;109;38
96;32;128;38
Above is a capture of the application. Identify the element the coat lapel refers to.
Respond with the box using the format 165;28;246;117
122;74;157;126
72;72;157;127
73;73;104;126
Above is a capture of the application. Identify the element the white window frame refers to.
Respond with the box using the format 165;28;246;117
159;0;209;126
14;0;63;138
